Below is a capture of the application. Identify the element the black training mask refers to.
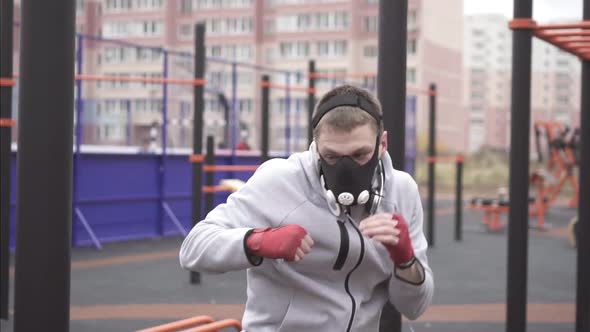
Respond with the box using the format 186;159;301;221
319;137;380;207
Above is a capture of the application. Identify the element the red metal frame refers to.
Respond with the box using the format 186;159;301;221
533;121;579;208
509;19;590;60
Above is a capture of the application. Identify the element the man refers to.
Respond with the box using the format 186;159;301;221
180;85;434;331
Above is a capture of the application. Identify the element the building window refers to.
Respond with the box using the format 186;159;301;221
407;39;417;55
102;20;164;38
104;0;162;12
556;96;569;105
76;0;85;14
407;68;416;83
556;59;569;67
334;40;347;56
408;9;417;30
265;47;275;64
315;40;347;57
265;20;275;34
280;41;310;58
179;24;193;38
277;12;348;32
206;45;222;57
297;14;312;30
472;29;484;36
334;12;348;29
363;45;378;58
471;55;484;62
238;99;253;113
318;41;330;57
471;92;484;100
193;0;253;9
471;68;485;75
179;0;192;12
277;15;297;32
363;16;378;33
316;13;330;29
205;17;253;35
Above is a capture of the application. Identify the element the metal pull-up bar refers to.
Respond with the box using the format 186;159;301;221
508;19;590;60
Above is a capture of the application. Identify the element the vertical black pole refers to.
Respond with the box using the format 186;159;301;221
261;75;270;162
455;155;463;242
377;1;407;331
0;0;14;321
506;1;533;331
307;60;316;145
190;22;205;285
205;136;215;216
379;0;407;169
576;2;590;331
427;83;437;247
13;0;76;331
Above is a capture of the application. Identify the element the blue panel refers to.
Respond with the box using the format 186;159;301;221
8;151;260;250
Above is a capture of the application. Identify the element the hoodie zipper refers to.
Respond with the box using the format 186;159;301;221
343;213;365;332
333;220;349;270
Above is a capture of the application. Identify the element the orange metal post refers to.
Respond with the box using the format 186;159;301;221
491;207;501;231
569;174;580;208
484;209;491;227
183;319;242;332
535;177;545;230
136;315;214;332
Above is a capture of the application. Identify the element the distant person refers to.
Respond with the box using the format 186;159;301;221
236;129;251;150
236;140;251;151
180;85;433;331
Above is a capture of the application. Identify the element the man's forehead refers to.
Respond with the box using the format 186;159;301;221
318;135;375;154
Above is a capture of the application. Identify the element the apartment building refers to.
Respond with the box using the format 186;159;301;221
464;14;581;152
11;0;464;153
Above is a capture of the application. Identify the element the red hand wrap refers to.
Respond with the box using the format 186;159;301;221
386;213;415;267
246;224;307;262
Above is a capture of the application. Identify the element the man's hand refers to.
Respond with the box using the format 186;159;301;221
359;213;414;267
246;225;314;262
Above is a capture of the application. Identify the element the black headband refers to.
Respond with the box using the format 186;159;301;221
311;93;382;129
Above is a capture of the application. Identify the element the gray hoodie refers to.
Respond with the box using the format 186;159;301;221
179;143;434;331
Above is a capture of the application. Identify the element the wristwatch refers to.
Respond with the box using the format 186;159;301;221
397;256;417;270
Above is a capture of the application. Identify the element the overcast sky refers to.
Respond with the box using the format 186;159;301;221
464;0;583;21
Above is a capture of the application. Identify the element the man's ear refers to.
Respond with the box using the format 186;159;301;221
379;131;388;158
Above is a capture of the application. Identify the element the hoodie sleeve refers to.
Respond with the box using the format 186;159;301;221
387;178;434;320
179;159;306;273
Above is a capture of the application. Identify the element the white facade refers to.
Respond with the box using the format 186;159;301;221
464;14;581;152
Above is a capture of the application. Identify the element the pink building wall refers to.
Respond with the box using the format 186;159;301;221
10;0;466;151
